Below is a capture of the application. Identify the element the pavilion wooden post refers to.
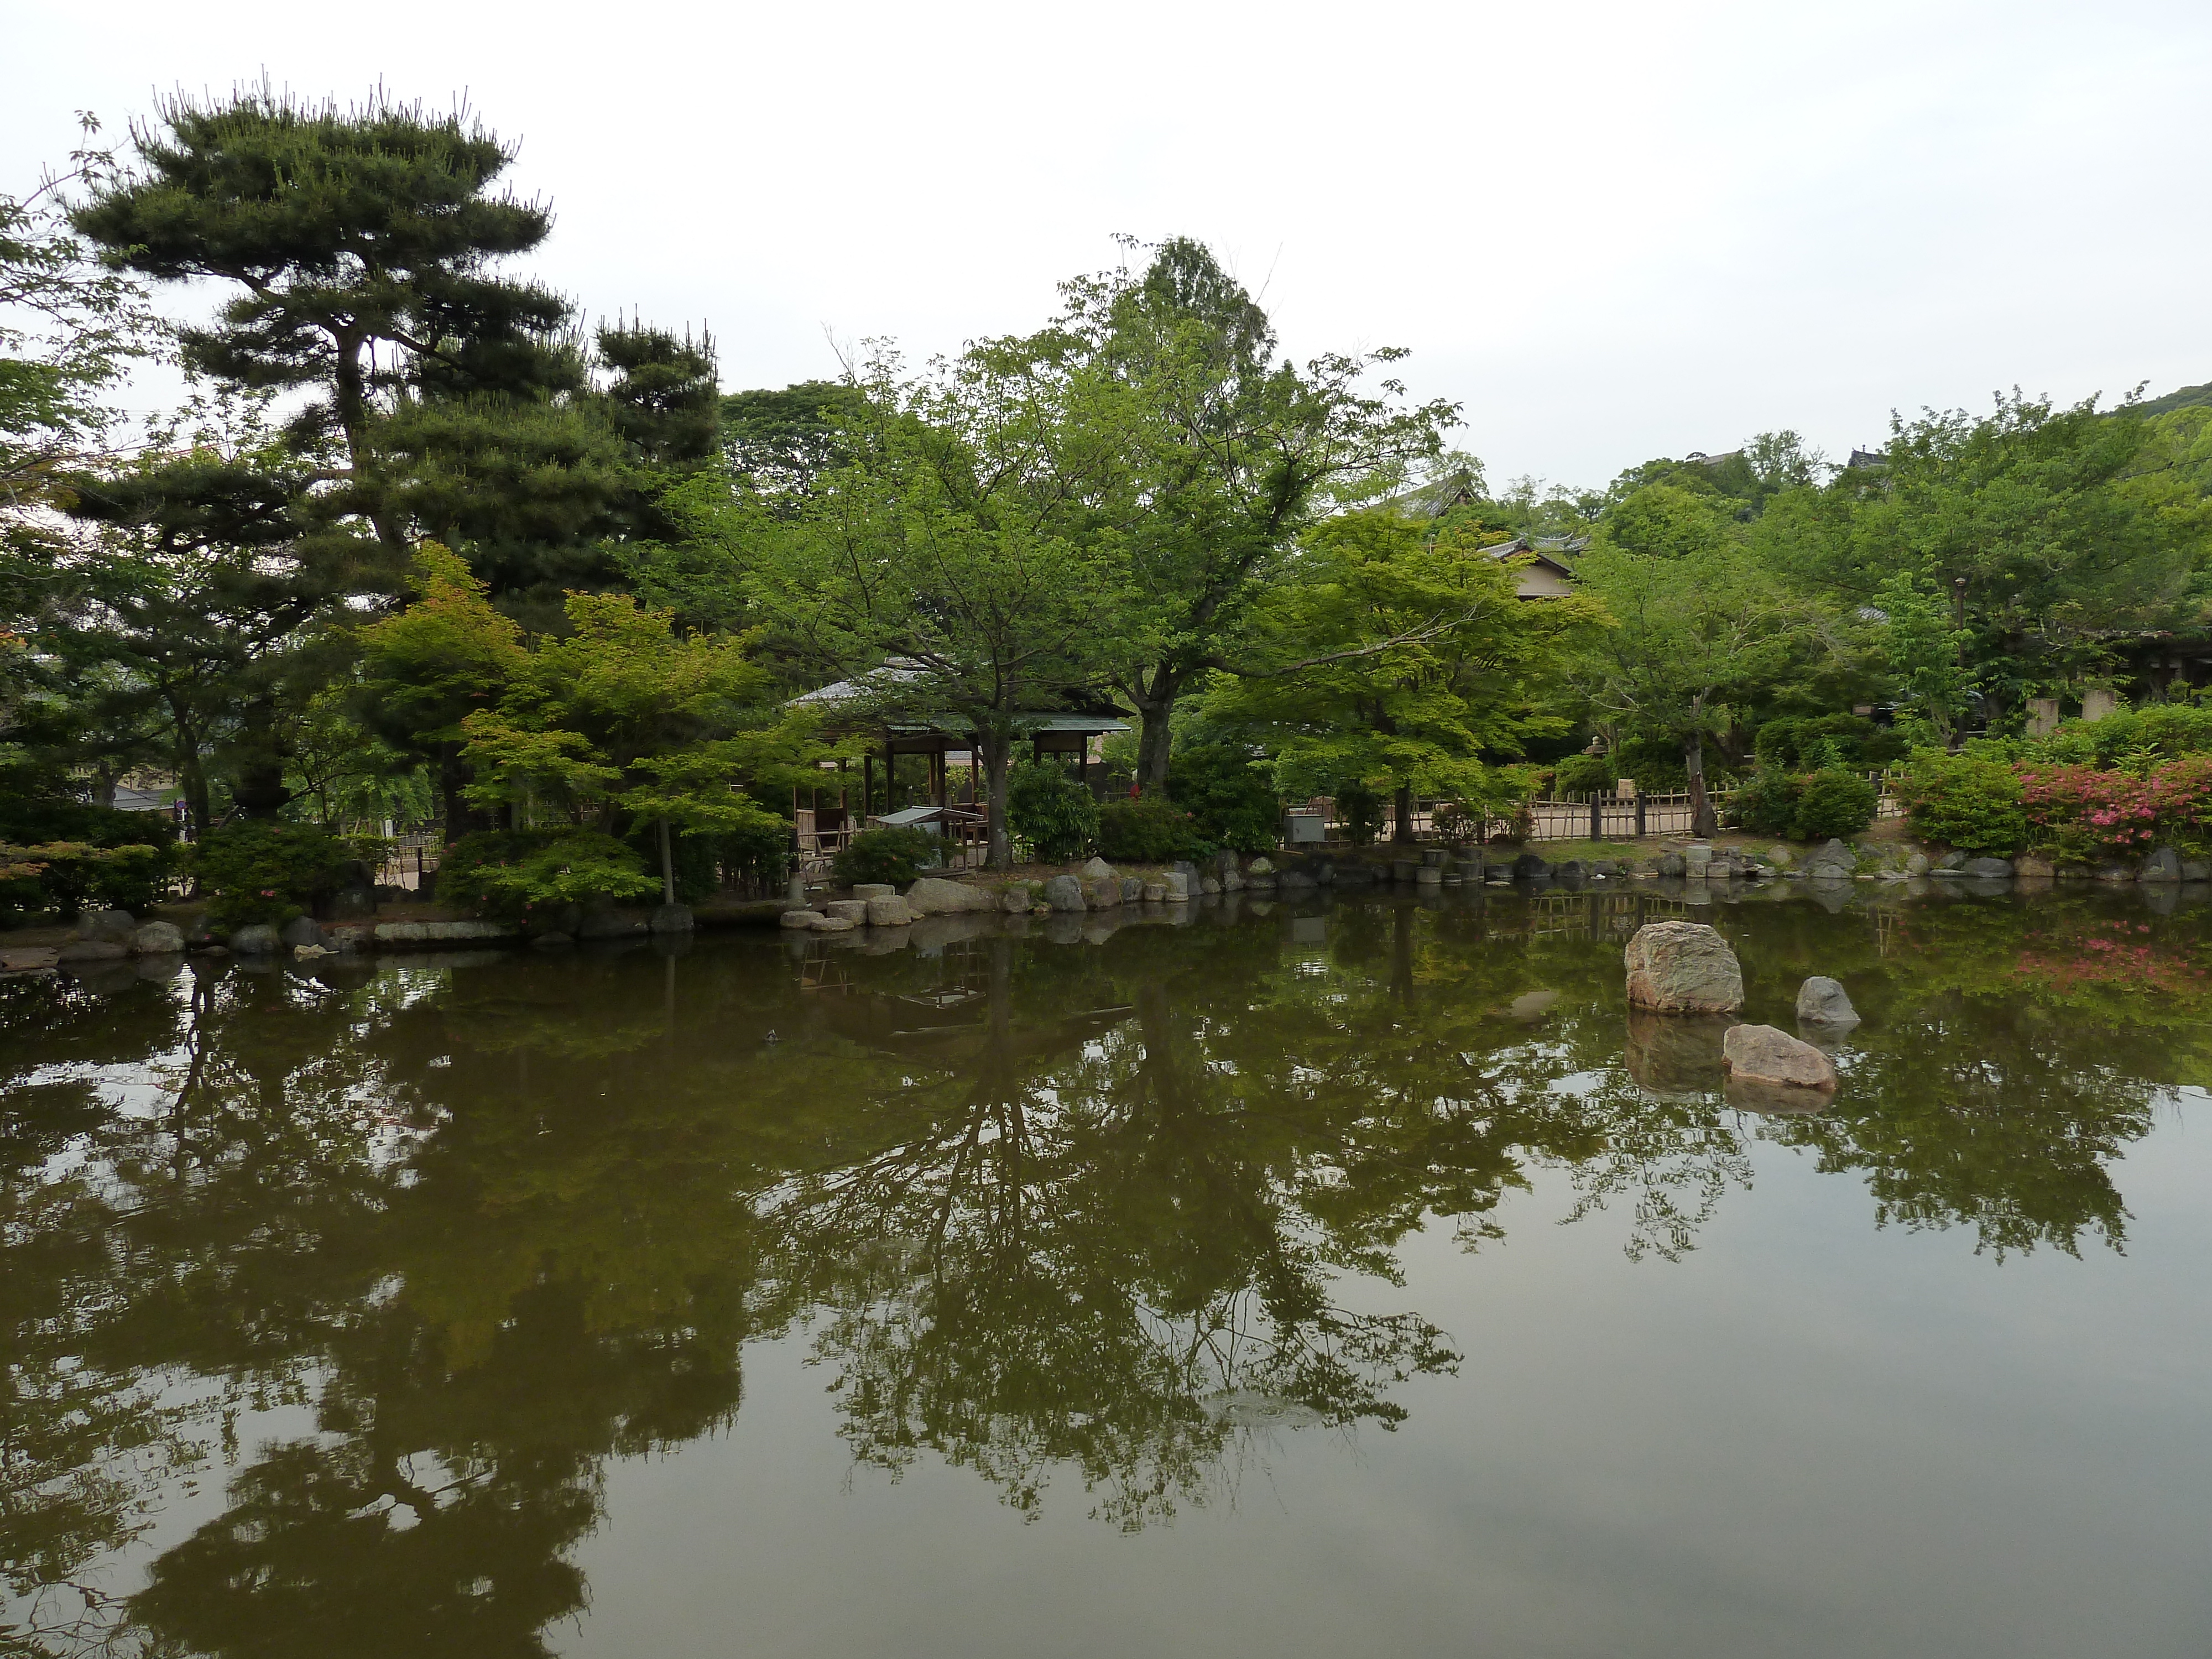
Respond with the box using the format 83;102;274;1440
862;752;874;825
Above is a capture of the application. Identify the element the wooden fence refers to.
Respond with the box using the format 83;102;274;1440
1288;772;1905;847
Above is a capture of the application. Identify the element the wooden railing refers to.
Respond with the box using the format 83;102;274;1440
1285;771;1905;847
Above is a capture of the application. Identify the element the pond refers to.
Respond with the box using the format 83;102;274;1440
2;883;2209;1658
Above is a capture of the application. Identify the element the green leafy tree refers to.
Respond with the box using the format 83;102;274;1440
458;588;816;902
53;397;370;829
1872;569;1978;745
1208;511;1597;842
354;542;529;832
1757;393;2212;712
1574;487;1829;836
1050;237;1455;791
732;347;1122;868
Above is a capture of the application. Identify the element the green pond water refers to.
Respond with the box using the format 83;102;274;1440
2;882;2209;1657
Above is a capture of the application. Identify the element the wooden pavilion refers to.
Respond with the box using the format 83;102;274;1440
787;682;1130;867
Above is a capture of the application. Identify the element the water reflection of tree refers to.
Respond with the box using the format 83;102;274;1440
0;890;2204;1652
789;943;1458;1528
1751;900;2184;1259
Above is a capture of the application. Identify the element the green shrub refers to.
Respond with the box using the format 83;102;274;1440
1165;744;1279;854
1756;713;1880;770
1551;753;1616;795
1731;766;1802;836
2023;703;2212;770
1792;768;1879;839
192;820;351;927
440;828;658;917
716;815;791;887
1611;737;1687;791
1007;762;1099;862
832;825;940;889
1901;751;2028;854
1333;784;1384;848
0;792;176;918
1096;795;1197;863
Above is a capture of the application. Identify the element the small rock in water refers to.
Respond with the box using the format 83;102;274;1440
1723;1024;1838;1091
1796;975;1859;1026
779;909;821;930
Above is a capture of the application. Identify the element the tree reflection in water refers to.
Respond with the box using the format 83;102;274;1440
0;885;2203;1653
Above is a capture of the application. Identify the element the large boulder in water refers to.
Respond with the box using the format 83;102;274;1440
229;923;281;956
1624;921;1744;1014
2140;846;2182;883
1041;874;1086;912
1723;1024;1838;1091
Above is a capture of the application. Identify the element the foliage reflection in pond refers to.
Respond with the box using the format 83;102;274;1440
0;885;2204;1653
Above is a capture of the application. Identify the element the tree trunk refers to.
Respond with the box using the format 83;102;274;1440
180;755;211;844
979;727;1014;869
1685;727;1718;838
230;696;292;820
438;743;490;841
1131;664;1180;794
658;817;676;905
1392;782;1416;845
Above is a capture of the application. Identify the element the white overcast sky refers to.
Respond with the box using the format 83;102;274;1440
7;0;2209;489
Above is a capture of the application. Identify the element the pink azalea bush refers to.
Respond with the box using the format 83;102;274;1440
1912;750;2212;863
2017;755;2212;863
